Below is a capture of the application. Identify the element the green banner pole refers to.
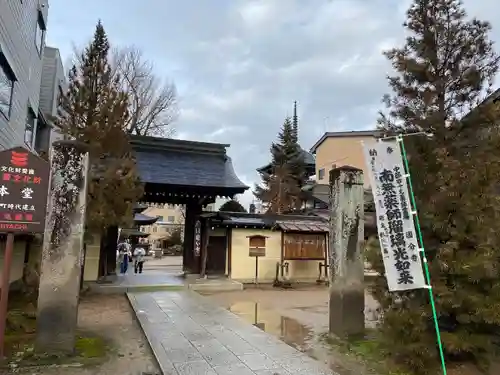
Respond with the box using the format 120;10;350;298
397;135;447;375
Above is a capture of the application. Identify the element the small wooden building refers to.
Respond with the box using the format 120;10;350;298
201;212;329;283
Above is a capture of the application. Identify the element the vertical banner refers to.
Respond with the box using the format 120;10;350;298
363;140;426;291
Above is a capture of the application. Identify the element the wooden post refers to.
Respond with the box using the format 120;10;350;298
328;166;365;338
0;233;15;358
254;256;259;285
183;202;202;274
200;221;209;278
36;141;89;354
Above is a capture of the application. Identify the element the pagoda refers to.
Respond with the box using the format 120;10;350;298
119;203;159;247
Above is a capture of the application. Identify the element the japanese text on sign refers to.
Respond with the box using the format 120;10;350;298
363;140;426;292
194;220;201;256
0;147;49;234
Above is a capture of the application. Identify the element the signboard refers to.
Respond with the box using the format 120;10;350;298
0;147;50;233
363;140;426;291
283;233;326;260
248;235;266;257
249;247;266;257
194;220;201;256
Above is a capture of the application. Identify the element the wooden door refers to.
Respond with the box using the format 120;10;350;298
206;236;227;274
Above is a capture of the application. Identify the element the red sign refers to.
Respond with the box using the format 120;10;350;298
0;147;49;233
10;151;28;167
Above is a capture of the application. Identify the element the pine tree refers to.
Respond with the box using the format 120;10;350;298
56;21;143;233
254;164;300;214
367;0;500;372
254;116;305;213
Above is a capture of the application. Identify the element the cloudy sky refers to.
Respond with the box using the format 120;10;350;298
46;0;499;208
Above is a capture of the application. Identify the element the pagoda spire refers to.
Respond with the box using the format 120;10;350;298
292;101;298;143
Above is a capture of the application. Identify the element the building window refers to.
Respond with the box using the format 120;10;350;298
34;113;49;153
318;168;325;180
153;227;157;233
157;215;163;222
57;86;64;107
24;108;36;147
0;55;15;120
35;12;46;55
167;216;175;223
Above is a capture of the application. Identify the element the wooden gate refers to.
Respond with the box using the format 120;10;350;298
283;233;326;260
206;236;227;274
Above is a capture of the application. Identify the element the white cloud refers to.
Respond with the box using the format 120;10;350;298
206;125;248;141
237;0;278;30
201;88;255;112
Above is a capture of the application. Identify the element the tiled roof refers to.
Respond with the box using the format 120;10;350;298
120;228;150;237
309;130;382;154
212;211;328;230
218;216;273;228
133;203;149;214
300;149;316;165
275;220;329;233
130;136;248;191
134;213;159;225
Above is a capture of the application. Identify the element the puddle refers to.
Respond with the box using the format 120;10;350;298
228;301;315;351
227;301;370;375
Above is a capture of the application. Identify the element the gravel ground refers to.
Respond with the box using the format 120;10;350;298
10;294;159;375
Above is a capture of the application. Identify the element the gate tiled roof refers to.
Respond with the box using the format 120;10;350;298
130;135;248;192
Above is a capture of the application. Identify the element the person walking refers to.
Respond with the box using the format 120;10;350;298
117;239;131;274
134;245;146;274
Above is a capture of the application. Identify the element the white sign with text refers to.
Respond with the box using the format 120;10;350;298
363;140;426;291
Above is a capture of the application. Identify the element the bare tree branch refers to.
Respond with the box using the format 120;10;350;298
69;44;179;137
111;46;178;137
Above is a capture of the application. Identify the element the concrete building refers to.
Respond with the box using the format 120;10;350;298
0;0;54;289
309;130;382;187
0;0;49;150
141;204;186;246
140;203;216;247
35;46;65;154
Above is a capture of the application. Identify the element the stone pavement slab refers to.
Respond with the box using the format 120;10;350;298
128;291;338;375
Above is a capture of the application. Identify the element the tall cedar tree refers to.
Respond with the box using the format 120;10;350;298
366;0;500;372
254;116;306;213
56;21;143;233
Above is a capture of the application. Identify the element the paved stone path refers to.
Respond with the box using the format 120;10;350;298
128;291;337;375
115;271;185;287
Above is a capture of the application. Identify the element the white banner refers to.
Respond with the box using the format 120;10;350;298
363;140;426;291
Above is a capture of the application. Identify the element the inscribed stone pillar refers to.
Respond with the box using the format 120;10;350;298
328;166;365;337
36;141;89;354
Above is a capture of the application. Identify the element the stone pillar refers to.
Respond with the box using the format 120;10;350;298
328;166;365;338
36;140;89;354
